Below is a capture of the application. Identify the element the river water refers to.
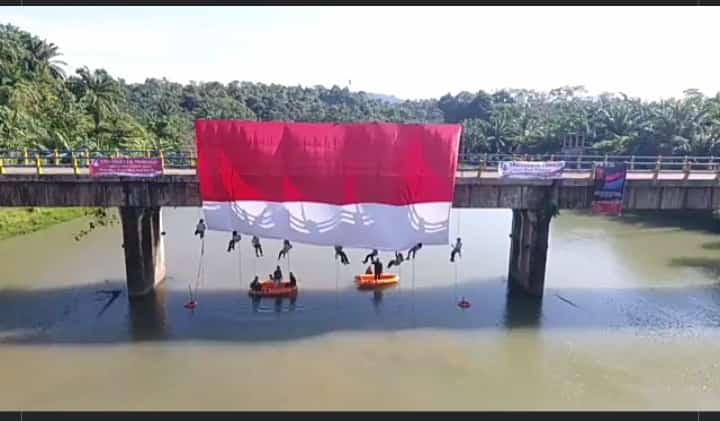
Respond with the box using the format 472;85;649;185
1;208;719;410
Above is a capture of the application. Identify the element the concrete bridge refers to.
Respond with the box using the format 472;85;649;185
3;151;720;299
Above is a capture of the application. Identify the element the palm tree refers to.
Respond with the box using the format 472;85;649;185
74;67;122;149
26;39;67;80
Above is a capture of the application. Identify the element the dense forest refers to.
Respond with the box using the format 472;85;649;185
3;23;720;157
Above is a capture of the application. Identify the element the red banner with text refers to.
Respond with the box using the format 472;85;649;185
89;158;163;177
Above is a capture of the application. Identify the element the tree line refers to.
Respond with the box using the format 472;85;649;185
3;23;720;158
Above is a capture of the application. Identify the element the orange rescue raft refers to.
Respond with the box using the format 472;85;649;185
355;273;399;290
248;280;298;298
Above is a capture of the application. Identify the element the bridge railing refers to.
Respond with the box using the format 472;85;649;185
1;149;720;175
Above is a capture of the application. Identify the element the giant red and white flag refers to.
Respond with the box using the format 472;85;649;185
195;121;461;251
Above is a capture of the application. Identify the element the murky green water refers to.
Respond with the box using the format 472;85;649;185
0;208;719;410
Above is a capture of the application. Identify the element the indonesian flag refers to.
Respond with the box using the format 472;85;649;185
195;121;461;251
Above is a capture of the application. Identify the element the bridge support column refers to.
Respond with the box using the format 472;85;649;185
508;209;552;297
120;207;166;297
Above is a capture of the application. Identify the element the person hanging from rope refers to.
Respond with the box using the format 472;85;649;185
278;239;292;260
372;257;383;282
273;265;283;285
194;219;206;239
362;249;378;264
450;237;463;262
289;272;298;287
334;245;350;265
387;250;405;268
252;235;263;257
407;243;423;260
227;230;241;252
250;275;261;292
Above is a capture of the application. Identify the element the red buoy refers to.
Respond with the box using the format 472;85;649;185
184;300;198;309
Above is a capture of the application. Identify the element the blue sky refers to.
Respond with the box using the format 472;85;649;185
3;6;719;100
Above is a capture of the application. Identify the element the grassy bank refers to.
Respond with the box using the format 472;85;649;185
0;208;88;241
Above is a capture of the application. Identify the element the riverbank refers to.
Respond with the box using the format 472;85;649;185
0;208;87;241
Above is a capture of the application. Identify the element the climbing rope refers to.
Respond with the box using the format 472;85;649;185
185;236;205;309
453;210;470;310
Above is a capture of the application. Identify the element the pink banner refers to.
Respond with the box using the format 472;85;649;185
89;158;163;177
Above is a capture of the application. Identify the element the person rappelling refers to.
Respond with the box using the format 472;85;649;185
194;219;206;239
334;245;350;265
407;243;422;260
227;230;241;252
387;251;405;268
450;237;463;262
363;249;378;264
278;239;293;260
372;257;383;282
252;235;263;257
250;275;261;292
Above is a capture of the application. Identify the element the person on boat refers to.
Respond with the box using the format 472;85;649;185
278;239;292;260
362;249;378;264
372;258;383;282
289;272;298;287
387;251;405;268
334;245;350;265
252;235;263;257
450;237;463;262
407;243;423;260
250;275;261;291
227;230;241;252
194;219;206;239
273;265;283;285
365;266;373;275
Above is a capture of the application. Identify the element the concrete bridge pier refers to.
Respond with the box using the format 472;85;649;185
120;206;166;297
507;208;552;297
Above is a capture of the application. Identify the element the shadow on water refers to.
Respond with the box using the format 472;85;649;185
1;275;719;346
611;210;720;234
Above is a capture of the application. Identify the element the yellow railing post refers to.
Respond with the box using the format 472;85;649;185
145;149;151;158
190;151;197;168
85;150;90;167
115;149;120;159
53;149;59;166
35;154;43;175
23;148;29;166
159;150;165;174
0;158;5;175
72;152;80;176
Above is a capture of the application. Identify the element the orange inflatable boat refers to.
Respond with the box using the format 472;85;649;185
355;273;399;290
248;280;298;298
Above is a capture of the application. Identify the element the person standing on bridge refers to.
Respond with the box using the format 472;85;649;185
227;230;241;252
363;249;378;264
252;235;263;257
450;237;463;263
194;219;206;239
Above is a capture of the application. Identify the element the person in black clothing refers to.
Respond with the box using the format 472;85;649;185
278;239;292;260
334;245;350;265
450;237;463;263
194;219;206;239
252;236;263;257
250;275;261;291
227;231;241;252
273;265;283;284
407;243;422;260
365;266;373;275
362;249;378;264
372;258;383;282
387;251;405;268
289;272;297;287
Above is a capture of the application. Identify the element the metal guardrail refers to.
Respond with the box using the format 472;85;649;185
0;149;718;176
